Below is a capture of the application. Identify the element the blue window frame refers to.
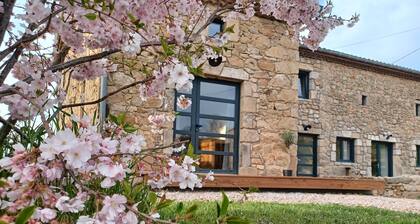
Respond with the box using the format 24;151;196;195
336;137;355;162
173;77;240;174
416;103;420;116
297;134;318;177
371;141;393;177
417;146;420;167
208;18;224;37
298;70;310;99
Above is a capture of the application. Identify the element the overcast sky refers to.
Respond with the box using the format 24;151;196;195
321;0;420;71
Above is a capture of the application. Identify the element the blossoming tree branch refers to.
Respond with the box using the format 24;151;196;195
0;0;357;223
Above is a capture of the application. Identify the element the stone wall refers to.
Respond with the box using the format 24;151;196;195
106;16;300;176
383;175;420;198
298;56;420;177
61;74;101;121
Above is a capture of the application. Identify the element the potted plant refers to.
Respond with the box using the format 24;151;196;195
281;130;295;176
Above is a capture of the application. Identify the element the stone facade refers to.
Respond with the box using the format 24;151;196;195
106;16;300;177
64;14;420;183
298;53;420;177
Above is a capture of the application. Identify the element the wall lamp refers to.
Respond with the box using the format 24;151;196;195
386;134;393;140
302;124;312;131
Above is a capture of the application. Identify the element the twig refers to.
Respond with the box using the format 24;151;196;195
60;76;155;109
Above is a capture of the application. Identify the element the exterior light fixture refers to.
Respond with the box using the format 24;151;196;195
302;124;312;131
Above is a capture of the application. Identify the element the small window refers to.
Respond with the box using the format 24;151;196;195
362;95;367;105
417;146;420;167
416;102;420;117
208;18;224;37
298;70;310;99
336;137;355;162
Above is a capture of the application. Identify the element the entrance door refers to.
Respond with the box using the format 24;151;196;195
371;141;393;177
297;134;317;176
173;78;240;174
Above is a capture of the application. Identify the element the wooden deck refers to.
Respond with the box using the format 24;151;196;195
203;175;385;194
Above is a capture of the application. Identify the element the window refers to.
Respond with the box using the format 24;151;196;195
416;102;420;116
298;70;310;99
208;18;224;37
336;137;355;162
417;146;420;167
174;78;240;173
362;95;367;105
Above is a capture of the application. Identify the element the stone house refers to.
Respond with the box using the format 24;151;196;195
63;14;420;180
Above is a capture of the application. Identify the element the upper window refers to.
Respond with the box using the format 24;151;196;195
362;95;368;106
208;18;224;37
336;137;355;162
298;70;310;99
417;146;420;167
416;102;420;116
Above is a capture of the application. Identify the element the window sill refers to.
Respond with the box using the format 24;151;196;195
298;98;311;101
335;161;355;166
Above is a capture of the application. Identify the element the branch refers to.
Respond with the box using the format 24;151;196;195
0;116;29;141
0;4;65;62
0;0;16;46
60;76;155;109
90;140;190;160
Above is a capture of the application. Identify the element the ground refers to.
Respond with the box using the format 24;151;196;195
161;191;420;223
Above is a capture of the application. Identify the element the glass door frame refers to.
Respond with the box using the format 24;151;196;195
371;141;393;177
173;77;240;174
297;134;318;177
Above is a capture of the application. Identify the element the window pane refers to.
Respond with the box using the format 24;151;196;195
298;156;313;165
199;118;234;135
298;71;309;99
417;146;420;167
298;146;313;155
199;136;234;153
298;135;314;145
200;82;236;100
175;116;191;131
200;100;235;117
208;22;222;37
199;155;233;170
379;144;389;177
175;134;191;144
298;166;313;175
342;141;351;161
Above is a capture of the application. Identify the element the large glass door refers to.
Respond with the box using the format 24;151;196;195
371;141;393;177
174;78;240;174
297;134;317;176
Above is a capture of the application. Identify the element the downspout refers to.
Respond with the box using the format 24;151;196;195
99;75;108;127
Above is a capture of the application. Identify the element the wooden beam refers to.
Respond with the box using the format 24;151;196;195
202;175;385;194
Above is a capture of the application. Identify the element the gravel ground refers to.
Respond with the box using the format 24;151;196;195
165;191;420;214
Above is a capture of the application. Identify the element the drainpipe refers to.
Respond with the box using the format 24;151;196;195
99;75;108;127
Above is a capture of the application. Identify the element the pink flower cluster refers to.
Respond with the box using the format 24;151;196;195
0;116;211;222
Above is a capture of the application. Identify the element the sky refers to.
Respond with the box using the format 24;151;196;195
321;0;420;71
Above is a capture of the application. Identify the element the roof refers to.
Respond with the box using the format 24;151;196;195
299;47;420;81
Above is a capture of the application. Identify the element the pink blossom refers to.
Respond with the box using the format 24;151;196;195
33;208;57;223
177;95;192;110
169;63;194;91
63;143;92;169
97;162;125;188
55;193;87;213
23;0;51;24
120;134;146;154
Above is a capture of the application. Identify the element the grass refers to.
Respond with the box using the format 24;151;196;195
160;202;420;224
